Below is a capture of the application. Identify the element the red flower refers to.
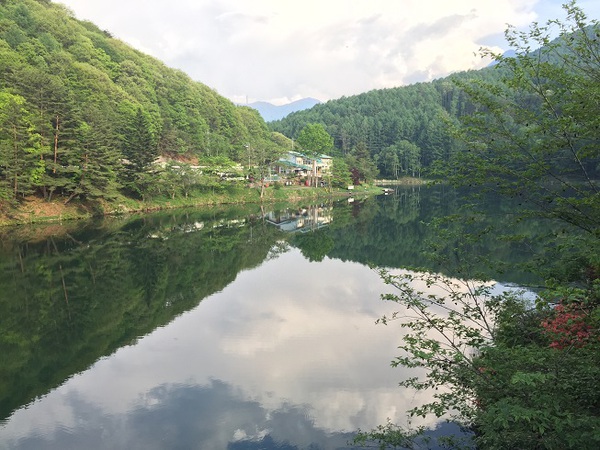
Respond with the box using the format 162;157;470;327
541;301;594;349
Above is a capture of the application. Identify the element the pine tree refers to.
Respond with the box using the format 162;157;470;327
121;107;158;199
0;92;43;203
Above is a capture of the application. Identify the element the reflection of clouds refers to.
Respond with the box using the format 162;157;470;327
1;249;446;448
4;380;353;450
382;268;531;345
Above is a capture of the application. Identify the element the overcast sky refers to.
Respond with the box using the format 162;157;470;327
56;0;600;105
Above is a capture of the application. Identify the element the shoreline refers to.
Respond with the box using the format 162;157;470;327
373;177;431;185
0;185;384;227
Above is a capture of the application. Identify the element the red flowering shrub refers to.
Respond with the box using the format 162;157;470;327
541;302;595;349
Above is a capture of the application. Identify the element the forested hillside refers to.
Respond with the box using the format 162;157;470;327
0;0;287;207
270;68;503;178
270;29;599;182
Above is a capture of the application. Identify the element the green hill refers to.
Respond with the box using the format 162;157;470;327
269;25;600;182
269;67;504;179
0;0;288;207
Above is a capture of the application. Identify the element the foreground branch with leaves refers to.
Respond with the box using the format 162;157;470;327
357;2;600;448
356;268;599;449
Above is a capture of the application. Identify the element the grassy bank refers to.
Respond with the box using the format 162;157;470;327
0;184;383;227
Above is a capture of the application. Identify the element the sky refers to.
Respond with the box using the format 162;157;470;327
56;0;600;105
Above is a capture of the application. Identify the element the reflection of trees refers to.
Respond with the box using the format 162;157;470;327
290;231;335;262
0;188;559;421
0;206;282;421
324;187;436;267
301;186;554;285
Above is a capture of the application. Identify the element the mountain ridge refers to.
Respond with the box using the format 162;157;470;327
245;97;321;122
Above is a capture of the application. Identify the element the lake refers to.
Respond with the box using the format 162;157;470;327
0;186;540;449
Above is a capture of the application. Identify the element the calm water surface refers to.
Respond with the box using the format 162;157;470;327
0;187;539;449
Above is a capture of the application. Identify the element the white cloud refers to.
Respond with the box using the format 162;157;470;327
57;0;599;104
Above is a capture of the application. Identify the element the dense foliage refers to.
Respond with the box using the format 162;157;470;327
0;0;289;207
356;2;600;449
270;67;502;180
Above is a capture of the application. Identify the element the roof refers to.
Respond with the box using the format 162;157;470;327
276;159;311;170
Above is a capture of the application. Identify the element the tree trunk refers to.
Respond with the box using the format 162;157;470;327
13;125;18;196
53;115;59;173
64;191;77;205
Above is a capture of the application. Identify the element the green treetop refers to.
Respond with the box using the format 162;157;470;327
295;123;334;157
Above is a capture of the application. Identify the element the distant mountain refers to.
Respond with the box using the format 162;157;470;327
488;49;517;67
247;98;321;122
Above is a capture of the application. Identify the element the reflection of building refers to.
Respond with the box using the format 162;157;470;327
274;151;332;182
265;204;333;233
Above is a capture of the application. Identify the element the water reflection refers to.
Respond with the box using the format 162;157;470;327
1;250;438;449
0;188;546;448
265;204;333;233
7;380;353;450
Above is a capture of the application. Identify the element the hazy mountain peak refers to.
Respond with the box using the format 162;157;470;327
246;98;321;122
